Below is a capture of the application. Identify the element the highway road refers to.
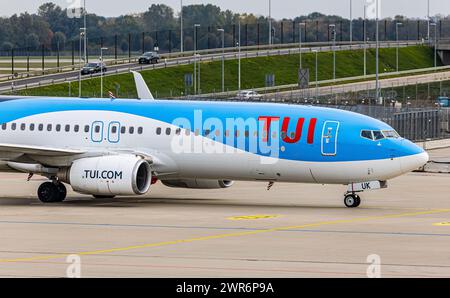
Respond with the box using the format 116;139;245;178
0;41;421;94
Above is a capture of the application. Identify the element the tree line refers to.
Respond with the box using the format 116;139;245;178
0;2;448;54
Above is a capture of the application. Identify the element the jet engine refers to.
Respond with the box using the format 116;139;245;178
161;179;234;189
58;155;152;196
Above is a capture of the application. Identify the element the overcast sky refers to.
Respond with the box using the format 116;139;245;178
0;0;446;19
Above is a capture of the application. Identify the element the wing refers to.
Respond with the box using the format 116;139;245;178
0;143;85;157
0;144;178;178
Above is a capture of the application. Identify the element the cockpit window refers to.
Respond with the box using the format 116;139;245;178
373;131;385;140
361;129;399;141
361;130;373;140
382;130;400;139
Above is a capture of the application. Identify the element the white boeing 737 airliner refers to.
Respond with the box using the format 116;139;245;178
0;72;428;208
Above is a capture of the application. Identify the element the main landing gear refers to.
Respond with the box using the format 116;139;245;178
344;193;361;208
37;181;67;203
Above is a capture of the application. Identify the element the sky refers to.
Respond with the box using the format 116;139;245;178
0;0;447;19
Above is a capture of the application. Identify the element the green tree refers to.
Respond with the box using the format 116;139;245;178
143;4;176;31
1;42;14;51
52;31;67;51
26;33;40;49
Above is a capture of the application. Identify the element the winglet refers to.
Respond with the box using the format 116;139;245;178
131;71;154;100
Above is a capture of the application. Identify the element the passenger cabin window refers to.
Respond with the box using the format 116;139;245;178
30;124;35;131
1;123;6;130
121;126;126;134
47;124;52;132
38;124;43;131
138;127;143;135
84;125;90;133
74;125;80;133
11;123;17;131
65;125;71;132
21;124;26;131
56;125;61;132
129;127;135;134
165;128;171;135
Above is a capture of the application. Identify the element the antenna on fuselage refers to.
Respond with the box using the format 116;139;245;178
131;71;155;100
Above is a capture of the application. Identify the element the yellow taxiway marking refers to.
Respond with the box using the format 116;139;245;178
433;222;450;226
1;208;450;264
227;214;280;221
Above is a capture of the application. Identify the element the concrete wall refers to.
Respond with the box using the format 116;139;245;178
416;138;450;150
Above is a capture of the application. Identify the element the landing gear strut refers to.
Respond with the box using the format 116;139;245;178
37;182;67;203
344;193;361;208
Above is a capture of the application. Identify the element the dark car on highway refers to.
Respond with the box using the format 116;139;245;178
81;62;107;75
138;52;160;64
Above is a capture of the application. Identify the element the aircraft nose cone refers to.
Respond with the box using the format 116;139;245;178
396;139;429;173
400;151;429;173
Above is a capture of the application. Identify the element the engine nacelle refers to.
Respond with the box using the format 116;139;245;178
161;179;234;189
59;155;152;196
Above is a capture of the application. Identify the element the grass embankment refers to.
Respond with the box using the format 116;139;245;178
16;46;440;98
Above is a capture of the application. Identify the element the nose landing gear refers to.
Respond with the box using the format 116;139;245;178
344;181;388;208
344;193;361;208
37;181;67;203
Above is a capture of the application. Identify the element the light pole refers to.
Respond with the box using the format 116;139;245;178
329;24;336;81
427;0;431;42
218;28;225;93
364;2;367;76
100;47;108;98
299;23;305;69
349;0;353;43
268;0;272;46
238;20;242;91
396;22;403;72
83;0;87;63
431;22;437;69
194;24;200;95
313;50;319;99
79;28;86;98
375;0;380;104
180;0;184;53
197;54;201;94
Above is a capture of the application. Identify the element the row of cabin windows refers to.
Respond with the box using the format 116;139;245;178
1;123;143;135
155;127;291;139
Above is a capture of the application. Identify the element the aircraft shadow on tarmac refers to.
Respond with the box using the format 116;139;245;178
0;196;346;210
